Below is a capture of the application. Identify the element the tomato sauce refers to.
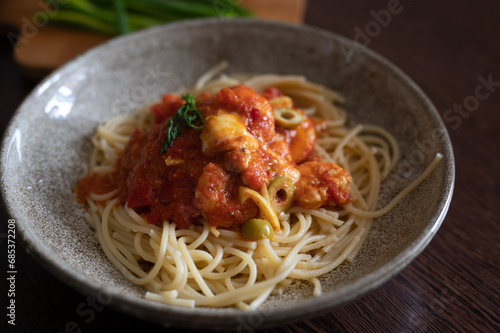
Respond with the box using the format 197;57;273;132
76;85;351;230
75;173;117;204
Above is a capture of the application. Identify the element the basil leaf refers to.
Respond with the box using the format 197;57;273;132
160;93;203;154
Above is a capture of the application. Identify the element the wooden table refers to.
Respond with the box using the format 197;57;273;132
1;1;498;332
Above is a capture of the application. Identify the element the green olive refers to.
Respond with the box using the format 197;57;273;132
268;176;295;214
274;108;305;129
241;219;274;240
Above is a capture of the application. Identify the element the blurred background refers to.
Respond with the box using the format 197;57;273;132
1;1;499;332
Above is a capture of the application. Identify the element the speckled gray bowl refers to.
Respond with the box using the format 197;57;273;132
1;19;454;330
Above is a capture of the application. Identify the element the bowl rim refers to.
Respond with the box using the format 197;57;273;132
0;18;455;330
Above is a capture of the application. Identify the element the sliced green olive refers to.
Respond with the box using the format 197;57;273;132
274;108;305;129
268;176;295;214
241;219;274;240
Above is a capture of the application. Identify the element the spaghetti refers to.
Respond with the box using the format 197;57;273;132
76;64;442;309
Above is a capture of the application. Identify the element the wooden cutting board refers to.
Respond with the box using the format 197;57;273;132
0;0;306;78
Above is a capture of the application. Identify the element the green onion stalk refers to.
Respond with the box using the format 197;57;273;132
40;0;253;36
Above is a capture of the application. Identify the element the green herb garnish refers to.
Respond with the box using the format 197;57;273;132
160;93;203;154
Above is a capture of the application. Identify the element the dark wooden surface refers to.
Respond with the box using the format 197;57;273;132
1;1;499;332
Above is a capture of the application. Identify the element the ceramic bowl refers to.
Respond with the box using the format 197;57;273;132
0;19;454;330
